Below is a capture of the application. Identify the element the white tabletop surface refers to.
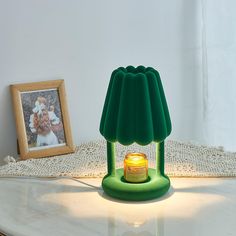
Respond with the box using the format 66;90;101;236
0;177;235;236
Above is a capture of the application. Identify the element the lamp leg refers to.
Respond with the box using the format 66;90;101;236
156;141;165;176
107;141;116;176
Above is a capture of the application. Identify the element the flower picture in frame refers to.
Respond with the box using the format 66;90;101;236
11;80;75;160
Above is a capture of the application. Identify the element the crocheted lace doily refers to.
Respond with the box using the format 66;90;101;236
0;140;235;178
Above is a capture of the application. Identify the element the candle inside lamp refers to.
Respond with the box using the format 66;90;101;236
124;153;148;183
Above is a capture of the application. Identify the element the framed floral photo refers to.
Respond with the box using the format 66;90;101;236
10;80;75;160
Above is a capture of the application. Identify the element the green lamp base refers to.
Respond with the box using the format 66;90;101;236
102;168;170;201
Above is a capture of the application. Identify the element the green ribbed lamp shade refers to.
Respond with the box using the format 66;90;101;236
100;66;172;201
100;65;172;145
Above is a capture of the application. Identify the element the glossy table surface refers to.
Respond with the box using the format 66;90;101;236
0;177;235;236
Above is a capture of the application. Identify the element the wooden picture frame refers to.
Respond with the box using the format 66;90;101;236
10;80;75;160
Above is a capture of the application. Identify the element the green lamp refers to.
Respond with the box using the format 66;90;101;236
100;65;172;201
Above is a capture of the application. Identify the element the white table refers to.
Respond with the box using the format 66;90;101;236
0;177;235;236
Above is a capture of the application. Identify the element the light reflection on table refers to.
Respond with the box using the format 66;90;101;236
0;177;235;236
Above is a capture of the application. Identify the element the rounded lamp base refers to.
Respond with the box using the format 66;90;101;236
102;168;170;201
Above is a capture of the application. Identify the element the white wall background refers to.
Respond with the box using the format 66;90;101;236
0;0;204;164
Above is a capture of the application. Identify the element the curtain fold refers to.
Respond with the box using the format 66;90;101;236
202;0;236;151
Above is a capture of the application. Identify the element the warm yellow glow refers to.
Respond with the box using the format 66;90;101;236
39;178;227;222
124;153;148;183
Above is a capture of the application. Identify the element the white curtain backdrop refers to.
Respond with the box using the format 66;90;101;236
202;0;236;151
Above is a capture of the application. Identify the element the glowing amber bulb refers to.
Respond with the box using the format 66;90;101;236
124;153;148;183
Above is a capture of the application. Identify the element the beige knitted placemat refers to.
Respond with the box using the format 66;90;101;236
0;140;235;178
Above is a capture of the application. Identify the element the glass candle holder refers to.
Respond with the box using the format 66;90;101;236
124;153;148;183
